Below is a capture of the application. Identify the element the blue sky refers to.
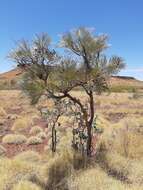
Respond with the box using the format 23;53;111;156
0;0;143;79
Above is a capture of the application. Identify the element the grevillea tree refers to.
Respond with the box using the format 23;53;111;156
9;28;125;156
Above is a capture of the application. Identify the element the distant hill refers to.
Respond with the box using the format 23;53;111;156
109;75;143;92
0;68;143;92
0;68;23;90
0;68;22;80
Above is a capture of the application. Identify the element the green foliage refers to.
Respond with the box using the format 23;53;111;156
21;71;46;104
9;27;125;155
61;27;108;61
9;27;125;99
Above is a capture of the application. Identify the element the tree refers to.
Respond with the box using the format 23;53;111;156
9;28;125;156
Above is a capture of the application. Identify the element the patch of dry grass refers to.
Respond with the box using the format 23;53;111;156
74;166;143;190
0;90;143;190
101;117;143;159
0;157;44;190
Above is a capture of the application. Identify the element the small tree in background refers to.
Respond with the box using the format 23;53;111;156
42;99;68;152
9;28;125;156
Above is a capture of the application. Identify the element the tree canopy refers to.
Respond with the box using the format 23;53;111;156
9;27;125;155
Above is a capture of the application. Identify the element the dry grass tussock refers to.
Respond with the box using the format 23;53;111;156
14;151;41;162
73;166;143;190
11;118;31;133
0;157;44;190
0;149;75;190
44;151;73;190
27;136;43;145
0;146;142;190
37;132;47;139
0;122;6;133
97;150;143;186
12;180;42;190
29;126;43;135
0;145;6;156
93;116;143;188
101;117;143;159
0;107;7;118
2;134;27;144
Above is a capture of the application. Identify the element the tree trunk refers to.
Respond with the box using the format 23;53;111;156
86;91;94;156
86;122;92;156
65;92;94;156
52;125;56;152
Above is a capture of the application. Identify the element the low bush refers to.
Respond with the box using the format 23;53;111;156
2;134;27;144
